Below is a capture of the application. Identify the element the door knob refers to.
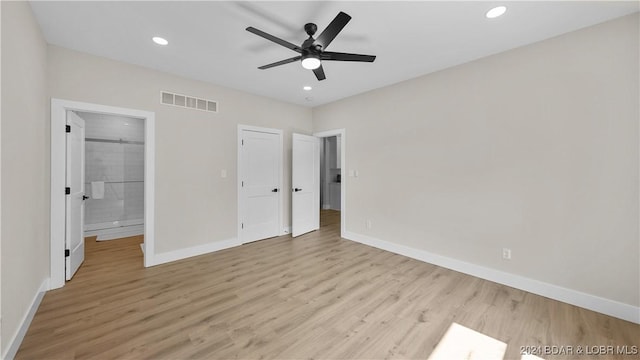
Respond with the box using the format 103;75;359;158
272;188;279;192
294;188;302;192
82;195;89;200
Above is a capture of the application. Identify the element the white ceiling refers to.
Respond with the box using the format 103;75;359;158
30;1;639;107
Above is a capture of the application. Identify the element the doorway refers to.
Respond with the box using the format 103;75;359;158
314;129;346;236
50;99;155;289
77;111;145;241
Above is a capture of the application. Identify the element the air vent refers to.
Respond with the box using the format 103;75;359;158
160;91;218;113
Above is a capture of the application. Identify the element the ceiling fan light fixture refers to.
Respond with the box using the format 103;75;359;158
152;36;168;45
486;6;507;19
301;55;321;70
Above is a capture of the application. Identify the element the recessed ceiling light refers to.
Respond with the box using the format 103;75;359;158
152;36;168;46
303;86;312;91
486;6;507;19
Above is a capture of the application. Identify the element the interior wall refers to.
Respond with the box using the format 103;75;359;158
321;136;341;211
313;13;639;307
48;46;313;254
0;0;3;352
1;1;50;355
321;137;334;209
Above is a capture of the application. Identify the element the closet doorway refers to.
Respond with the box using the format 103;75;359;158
314;129;345;235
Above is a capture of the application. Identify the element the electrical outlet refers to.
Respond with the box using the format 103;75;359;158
366;219;372;229
502;248;512;260
221;169;227;178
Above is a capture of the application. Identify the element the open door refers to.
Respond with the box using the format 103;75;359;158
65;111;86;280
292;133;320;237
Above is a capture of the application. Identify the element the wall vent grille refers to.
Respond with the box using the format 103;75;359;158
160;91;218;113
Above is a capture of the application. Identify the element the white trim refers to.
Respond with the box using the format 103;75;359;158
313;129;346;238
0;1;3;349
150;238;241;266
282;226;291;235
343;230;640;324
237;125;284;244
3;279;49;360
50;99;156;288
144;111;156;267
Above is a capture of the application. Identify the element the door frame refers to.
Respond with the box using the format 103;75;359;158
313;129;346;237
50;98;156;289
237;124;284;243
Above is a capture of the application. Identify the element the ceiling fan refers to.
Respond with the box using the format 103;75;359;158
246;11;376;81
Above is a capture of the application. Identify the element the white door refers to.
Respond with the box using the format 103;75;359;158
292;133;320;237
240;129;282;243
66;111;86;280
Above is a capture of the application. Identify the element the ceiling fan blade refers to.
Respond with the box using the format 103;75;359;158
246;27;302;53
315;12;351;49
313;65;326;81
258;56;302;70
321;52;376;62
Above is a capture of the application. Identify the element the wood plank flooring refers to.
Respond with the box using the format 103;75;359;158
16;210;639;359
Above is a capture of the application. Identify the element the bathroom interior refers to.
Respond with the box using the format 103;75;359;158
77;111;145;241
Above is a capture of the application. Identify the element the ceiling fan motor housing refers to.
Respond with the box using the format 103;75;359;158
304;23;318;36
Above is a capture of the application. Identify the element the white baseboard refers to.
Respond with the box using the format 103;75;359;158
147;237;241;267
3;278;50;360
322;204;331;210
343;231;640;324
282;226;291;235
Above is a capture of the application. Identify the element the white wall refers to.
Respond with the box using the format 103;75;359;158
313;14;639;309
48;46;313;254
0;1;3;352
1;1;50;356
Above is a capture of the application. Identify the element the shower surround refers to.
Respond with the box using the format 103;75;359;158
79;112;144;240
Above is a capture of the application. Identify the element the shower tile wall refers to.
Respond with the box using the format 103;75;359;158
77;112;144;229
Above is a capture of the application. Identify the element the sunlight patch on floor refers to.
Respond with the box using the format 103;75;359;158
428;323;507;360
428;322;546;360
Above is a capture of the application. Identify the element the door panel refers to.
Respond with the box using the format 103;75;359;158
66;111;86;280
241;129;281;243
292;133;319;237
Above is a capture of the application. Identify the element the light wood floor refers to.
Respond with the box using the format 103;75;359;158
17;210;639;359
